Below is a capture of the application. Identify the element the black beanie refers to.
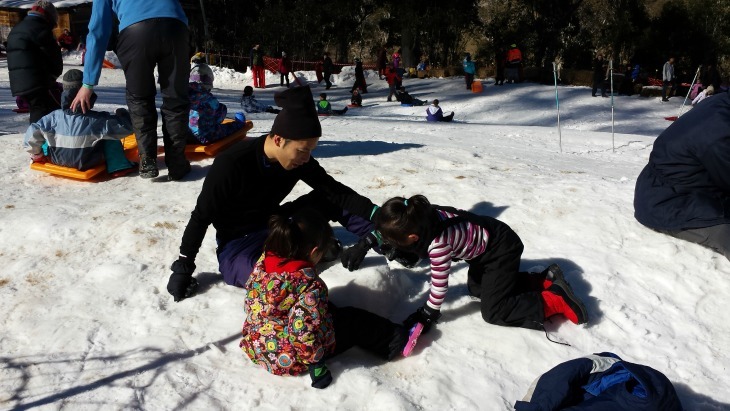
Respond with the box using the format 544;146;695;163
270;85;321;140
62;69;83;90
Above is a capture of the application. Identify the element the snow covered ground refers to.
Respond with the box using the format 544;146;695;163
1;55;728;410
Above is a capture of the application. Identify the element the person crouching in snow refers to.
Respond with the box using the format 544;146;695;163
317;93;348;115
24;69;136;177
240;208;410;389
240;86;280;114
369;194;588;335
426;99;454;122
188;62;246;144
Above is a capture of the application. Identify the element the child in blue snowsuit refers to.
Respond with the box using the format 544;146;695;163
24;69;136;176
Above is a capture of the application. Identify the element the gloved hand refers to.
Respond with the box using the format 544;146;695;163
340;233;376;271
309;360;333;389
382;245;421;268
404;305;442;334
167;257;198;302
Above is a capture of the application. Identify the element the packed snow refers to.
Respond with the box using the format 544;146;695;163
1;56;728;411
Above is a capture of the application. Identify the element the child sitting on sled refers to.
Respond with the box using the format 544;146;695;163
188;61;247;144
350;89;363;107
24;69;136;177
369;194;588;335
426;99;454;122
240;208;410;389
317;93;348;116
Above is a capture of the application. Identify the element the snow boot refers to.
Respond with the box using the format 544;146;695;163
139;156;159;179
542;273;588;325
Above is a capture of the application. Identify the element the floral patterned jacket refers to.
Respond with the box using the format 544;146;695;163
240;252;336;376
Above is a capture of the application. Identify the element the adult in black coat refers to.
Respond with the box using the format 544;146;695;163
7;1;62;123
167;86;379;302
323;52;333;89
634;91;730;260
350;58;367;93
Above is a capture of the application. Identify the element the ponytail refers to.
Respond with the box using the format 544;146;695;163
375;194;433;246
265;208;334;265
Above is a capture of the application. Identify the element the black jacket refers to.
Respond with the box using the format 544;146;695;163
7;14;62;96
179;136;376;259
323;56;334;75
634;91;730;230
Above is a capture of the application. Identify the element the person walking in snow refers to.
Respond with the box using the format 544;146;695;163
505;44;522;83
240;208;409;389
384;66;401;102
634;91;730;261
463;53;476;90
661;56;676;102
362;194;588;335
71;0;192;181
278;51;291;87
592;54;608;97
250;44;266;89
322;52;334;90
376;46;388;80
350;58;368;93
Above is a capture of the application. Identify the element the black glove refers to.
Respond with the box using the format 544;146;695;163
309;360;333;389
167;257;198;302
404;305;442;334
382;245;421;268
340;233;376;271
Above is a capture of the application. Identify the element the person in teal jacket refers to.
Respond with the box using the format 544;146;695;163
71;0;192;181
463;53;476;90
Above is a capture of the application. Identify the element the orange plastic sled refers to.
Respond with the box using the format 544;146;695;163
30;135;138;180
102;59;116;69
185;120;253;156
471;81;483;93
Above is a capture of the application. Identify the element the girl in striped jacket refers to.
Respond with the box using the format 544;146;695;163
374;194;588;334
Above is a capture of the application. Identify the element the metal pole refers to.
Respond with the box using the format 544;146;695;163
676;65;702;119
609;59;615;153
552;62;562;153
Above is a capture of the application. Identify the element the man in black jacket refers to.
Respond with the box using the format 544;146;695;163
7;0;62;123
323;52;333;90
634;91;730;260
167;86;378;302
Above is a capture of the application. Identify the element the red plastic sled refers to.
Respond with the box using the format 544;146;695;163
402;323;424;357
664;116;678;121
347;104;362;108
13;108;30;113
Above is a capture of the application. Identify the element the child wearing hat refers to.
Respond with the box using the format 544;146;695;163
23;69;137;177
188;61;247;144
278;51;291;87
